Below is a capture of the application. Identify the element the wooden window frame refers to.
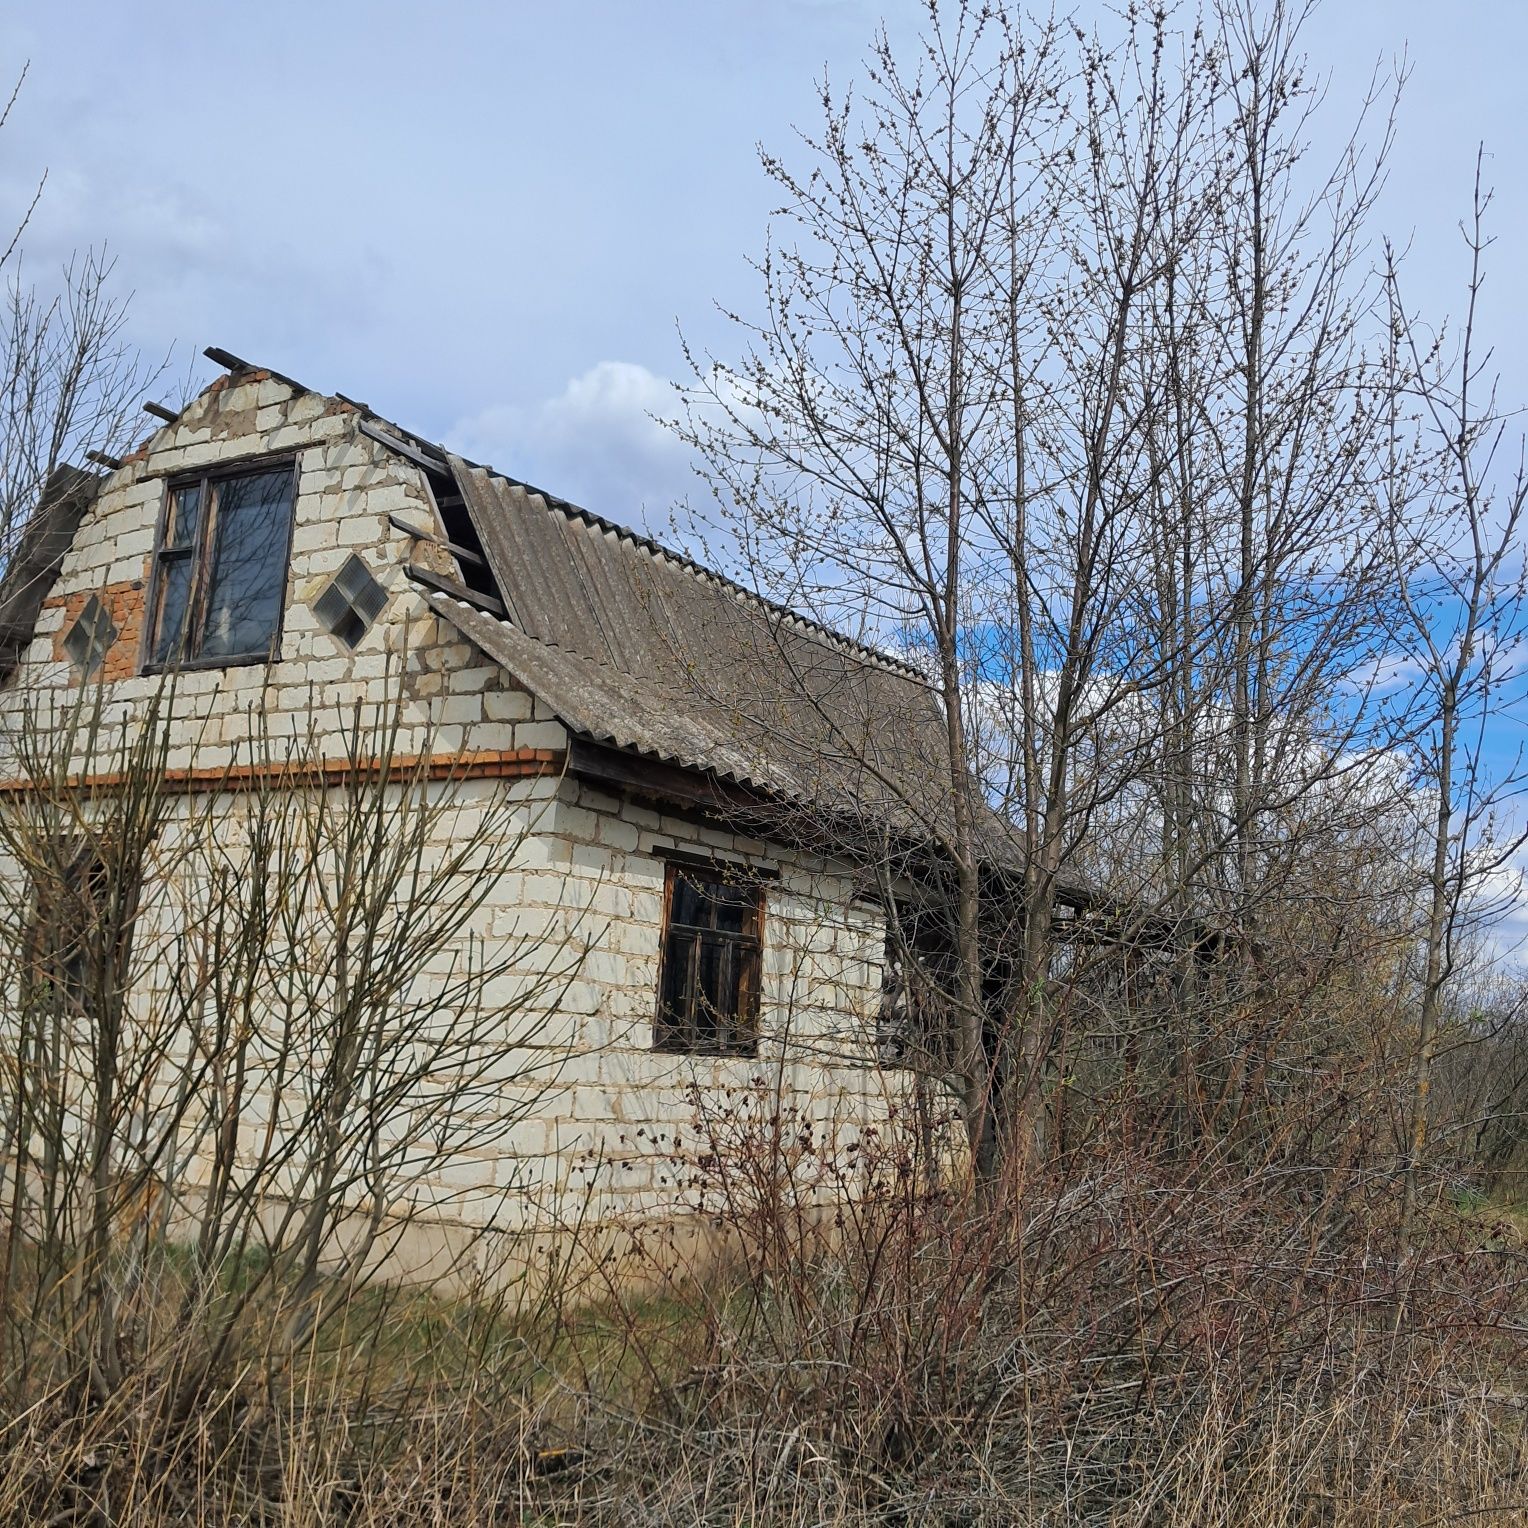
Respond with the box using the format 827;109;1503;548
24;835;138;1029
653;858;765;1057
141;453;299;675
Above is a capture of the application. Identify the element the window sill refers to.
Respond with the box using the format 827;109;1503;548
653;1040;760;1060
141;652;279;677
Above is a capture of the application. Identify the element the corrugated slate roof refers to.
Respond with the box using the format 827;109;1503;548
428;456;967;845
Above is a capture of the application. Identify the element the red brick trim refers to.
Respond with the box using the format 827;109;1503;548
0;747;565;797
46;575;150;685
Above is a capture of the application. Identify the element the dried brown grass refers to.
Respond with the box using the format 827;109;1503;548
6;1091;1522;1526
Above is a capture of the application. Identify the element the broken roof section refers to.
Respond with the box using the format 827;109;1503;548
0;466;102;684
323;388;994;861
37;344;978;858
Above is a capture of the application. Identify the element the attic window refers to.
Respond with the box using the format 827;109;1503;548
313;554;388;649
146;458;297;670
62;595;117;678
654;861;763;1056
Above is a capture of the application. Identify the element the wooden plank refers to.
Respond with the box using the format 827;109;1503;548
567;736;761;816
387;513;486;568
652;842;781;881
142;401;179;424
403;562;506;617
359;418;449;477
203;345;252;372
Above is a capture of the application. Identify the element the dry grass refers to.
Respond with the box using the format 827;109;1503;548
4;1109;1523;1527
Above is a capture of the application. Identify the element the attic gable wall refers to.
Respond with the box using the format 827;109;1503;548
0;370;568;773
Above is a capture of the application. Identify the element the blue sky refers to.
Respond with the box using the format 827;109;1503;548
2;1;1525;954
2;1;1525;528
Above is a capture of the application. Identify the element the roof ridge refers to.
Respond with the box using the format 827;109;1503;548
196;349;930;687
454;462;932;687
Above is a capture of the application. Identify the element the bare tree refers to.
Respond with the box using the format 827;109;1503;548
678;0;1417;1178
1383;153;1528;1231
680;2;1073;1180
0;67;164;556
0;64;166;668
0;673;584;1415
0;246;160;560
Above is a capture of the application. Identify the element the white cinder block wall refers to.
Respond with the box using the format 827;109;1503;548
0;370;903;1262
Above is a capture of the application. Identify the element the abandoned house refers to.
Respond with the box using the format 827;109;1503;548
0;351;1018;1270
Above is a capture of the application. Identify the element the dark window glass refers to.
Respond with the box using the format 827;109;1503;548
147;462;295;669
166;482;201;549
200;472;292;659
151;483;203;663
151;557;194;665
24;839;137;1029
655;863;762;1055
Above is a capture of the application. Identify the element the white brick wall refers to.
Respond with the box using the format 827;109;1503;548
0;368;909;1248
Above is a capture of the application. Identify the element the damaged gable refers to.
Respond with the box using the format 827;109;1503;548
0;465;102;683
0;348;960;858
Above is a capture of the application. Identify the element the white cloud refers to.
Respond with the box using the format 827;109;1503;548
1472;833;1528;971
446;360;699;537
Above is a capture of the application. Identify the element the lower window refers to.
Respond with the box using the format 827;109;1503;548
655;860;763;1055
25;836;136;1026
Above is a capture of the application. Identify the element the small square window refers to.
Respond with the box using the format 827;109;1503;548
655;861;763;1056
313;554;388;650
62;594;118;678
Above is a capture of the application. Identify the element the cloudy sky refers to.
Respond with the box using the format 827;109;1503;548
2;0;1525;952
2;1;1525;523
